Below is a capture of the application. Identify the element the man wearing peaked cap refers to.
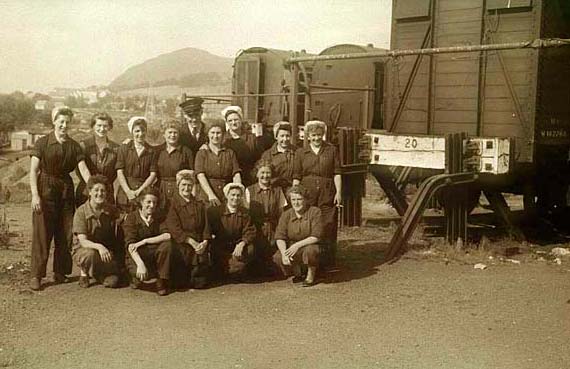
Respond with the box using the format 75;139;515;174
179;97;207;153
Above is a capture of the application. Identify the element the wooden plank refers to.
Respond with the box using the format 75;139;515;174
483;111;532;125
435;86;479;99
432;123;478;135
435;73;479;86
483;86;532;99
439;0;482;12
435;98;479;111
401;110;428;122
434;110;478;123
396;122;430;134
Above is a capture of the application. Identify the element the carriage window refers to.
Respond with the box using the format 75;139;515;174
394;0;430;20
487;0;532;10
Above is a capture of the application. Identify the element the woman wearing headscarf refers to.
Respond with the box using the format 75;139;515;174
165;170;210;289
293;120;342;267
123;187;172;296
115;116;157;213
273;185;322;287
245;160;287;274
207;182;256;281
75;112;119;207
29;106;91;291
221;105;261;186
72;175;120;288
259;121;297;191
155;120;194;215
195;121;241;207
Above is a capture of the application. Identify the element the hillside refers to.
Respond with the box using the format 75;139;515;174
109;47;233;91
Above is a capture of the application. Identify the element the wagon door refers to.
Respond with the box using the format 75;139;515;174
233;56;262;123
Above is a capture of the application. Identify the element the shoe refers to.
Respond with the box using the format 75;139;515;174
302;279;317;287
156;278;168;296
292;275;304;284
53;273;70;284
103;275;119;288
78;276;90;288
30;277;41;291
130;277;141;290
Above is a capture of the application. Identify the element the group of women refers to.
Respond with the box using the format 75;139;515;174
29;100;342;295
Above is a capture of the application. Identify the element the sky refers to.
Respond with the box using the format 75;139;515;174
0;0;392;93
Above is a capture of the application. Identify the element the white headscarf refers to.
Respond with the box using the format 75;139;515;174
127;116;147;134
51;106;73;123
223;182;245;200
273;121;291;139
221;106;243;120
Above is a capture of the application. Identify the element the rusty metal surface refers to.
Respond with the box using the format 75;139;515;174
287;38;570;63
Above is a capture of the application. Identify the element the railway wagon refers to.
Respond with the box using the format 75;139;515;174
385;0;570;212
231;47;314;126
307;44;385;130
232;45;386;131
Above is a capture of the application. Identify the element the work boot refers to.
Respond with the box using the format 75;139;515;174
53;273;70;284
130;277;141;290
156;278;168;296
103;275;119;288
30;277;41;291
78;276;90;288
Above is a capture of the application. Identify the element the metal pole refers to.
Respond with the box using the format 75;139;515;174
290;63;299;146
287;38;570;63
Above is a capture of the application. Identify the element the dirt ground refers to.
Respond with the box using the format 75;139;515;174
0;200;569;369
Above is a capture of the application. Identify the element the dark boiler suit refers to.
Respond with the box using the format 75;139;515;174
31;132;85;278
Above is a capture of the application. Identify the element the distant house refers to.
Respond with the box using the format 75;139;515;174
34;100;52;111
10;131;45;151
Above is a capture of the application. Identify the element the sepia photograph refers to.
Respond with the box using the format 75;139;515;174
1;0;569;368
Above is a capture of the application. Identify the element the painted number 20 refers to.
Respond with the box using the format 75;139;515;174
404;138;418;149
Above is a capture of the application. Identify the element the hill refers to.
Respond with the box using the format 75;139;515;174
109;47;233;91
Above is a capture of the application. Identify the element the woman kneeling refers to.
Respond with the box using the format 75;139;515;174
165;170;210;289
273;185;322;287
73;175;120;288
123;188;172;296
208;183;256;281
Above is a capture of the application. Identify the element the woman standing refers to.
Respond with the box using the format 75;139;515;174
195;122;241;207
75;112;119;207
293;120;342;267
207;183;256;281
245;161;287;273
165;170;210;289
260;121;296;190
72;175;120;288
29;106;91;290
115;116;157;213
155;121;194;214
221;106;260;185
273;185;322;287
123;188;172;296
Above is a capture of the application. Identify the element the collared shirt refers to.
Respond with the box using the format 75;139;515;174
115;141;157;179
165;192;210;244
31;131;85;176
293;142;341;180
224;132;259;173
79;136;119;183
72;201;118;251
245;183;287;226
207;204;255;245
194;145;240;180
122;209;168;246
274;206;323;243
155;143;194;180
178;122;207;153
260;143;297;188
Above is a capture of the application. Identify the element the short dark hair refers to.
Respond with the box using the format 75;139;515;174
86;174;109;192
136;187;159;207
206;121;226;134
90;112;114;129
254;160;274;178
